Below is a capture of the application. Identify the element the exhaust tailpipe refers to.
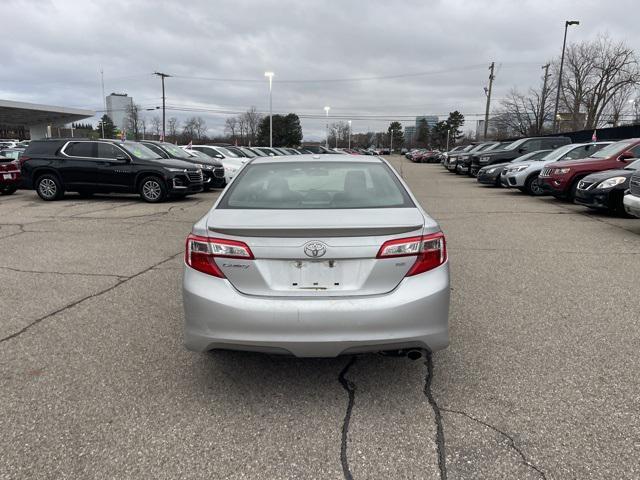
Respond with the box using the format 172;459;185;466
406;349;423;360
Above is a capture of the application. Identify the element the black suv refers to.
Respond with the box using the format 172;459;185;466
470;136;571;176
21;139;203;202
140;140;225;190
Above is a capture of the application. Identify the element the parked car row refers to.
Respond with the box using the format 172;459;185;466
435;137;640;218
7;139;369;203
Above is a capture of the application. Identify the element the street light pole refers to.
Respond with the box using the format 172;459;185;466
552;20;579;133
446;129;450;152
154;72;171;140
264;72;274;148
324;106;330;149
348;120;352;149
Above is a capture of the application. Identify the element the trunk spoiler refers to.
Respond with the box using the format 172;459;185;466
208;225;423;237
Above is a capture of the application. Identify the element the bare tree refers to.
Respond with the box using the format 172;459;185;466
492;81;554;137
125;103;141;139
237;115;247;145
556;34;640;129
327;121;351;148
167;117;179;143
224;117;238;141
242;107;263;146
150;116;161;138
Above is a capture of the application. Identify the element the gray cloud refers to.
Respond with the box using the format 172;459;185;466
2;0;638;139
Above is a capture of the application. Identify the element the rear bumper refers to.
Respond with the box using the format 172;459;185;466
182;263;450;357
623;193;640;217
1;169;21;184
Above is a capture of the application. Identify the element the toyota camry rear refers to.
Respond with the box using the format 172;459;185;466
182;155;449;357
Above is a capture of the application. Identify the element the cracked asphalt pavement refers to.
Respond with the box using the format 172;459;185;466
1;157;639;479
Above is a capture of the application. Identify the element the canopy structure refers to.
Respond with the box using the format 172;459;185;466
0;99;95;139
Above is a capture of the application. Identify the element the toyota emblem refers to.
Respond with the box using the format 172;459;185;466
303;241;327;258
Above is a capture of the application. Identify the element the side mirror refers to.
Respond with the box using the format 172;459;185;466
115;154;130;162
619;151;635;161
518;147;526;154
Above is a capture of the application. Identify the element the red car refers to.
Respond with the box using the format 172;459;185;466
538;138;640;200
0;155;21;195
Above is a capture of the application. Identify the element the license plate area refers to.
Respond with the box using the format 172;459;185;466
3;173;13;180
291;260;339;290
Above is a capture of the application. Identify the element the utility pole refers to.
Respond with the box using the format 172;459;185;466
100;68;106;138
154;72;171;140
483;62;495;140
539;63;551;133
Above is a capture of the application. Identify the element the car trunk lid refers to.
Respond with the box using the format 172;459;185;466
206;208;429;297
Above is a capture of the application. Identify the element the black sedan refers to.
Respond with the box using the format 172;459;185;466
574;159;640;216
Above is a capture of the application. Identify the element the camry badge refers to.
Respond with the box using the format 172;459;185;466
303;241;327;258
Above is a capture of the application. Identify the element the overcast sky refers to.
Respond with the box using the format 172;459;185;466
2;0;639;140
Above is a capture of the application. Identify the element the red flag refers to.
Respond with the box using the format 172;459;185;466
186;140;193;149
591;130;597;142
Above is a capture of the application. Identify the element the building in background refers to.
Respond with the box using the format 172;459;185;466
106;93;133;132
0;99;94;139
415;115;438;129
404;125;416;147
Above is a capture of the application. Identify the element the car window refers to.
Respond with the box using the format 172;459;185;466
524;139;542;151
589;140;636;159
121;142;163;160
559;145;588;161
97;143;124;159
629;145;640;157
160;143;192;160
65;142;96;158
144;143;168;158
219;161;414;209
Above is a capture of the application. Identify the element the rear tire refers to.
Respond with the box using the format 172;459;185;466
0;185;17;195
35;174;64;201
139;176;167;203
525;174;545;196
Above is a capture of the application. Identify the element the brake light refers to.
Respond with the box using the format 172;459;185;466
377;232;447;276
17;155;30;168
185;234;254;277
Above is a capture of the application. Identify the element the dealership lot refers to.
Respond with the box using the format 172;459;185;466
1;156;639;479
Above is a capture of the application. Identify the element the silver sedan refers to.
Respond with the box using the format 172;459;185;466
182;155;450;357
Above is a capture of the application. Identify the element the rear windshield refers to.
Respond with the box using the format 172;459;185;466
218;161;415;209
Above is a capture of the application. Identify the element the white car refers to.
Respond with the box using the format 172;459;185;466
190;145;246;183
502;142;612;195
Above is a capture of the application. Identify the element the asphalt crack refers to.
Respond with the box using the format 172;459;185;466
439;407;547;479
424;352;448;480
0;252;181;344
0;266;126;279
338;356;357;480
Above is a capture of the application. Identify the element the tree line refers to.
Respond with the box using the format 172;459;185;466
492;34;640;138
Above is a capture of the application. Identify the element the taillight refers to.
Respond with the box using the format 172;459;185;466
17;155;30;168
185;234;254;277
377;232;447;276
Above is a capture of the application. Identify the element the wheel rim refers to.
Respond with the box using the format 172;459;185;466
530;178;543;195
39;178;57;198
142;180;161;200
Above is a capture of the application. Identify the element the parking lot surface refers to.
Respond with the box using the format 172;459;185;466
1;156;639;479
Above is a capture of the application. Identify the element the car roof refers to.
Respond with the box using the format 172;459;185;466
250;154;383;164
